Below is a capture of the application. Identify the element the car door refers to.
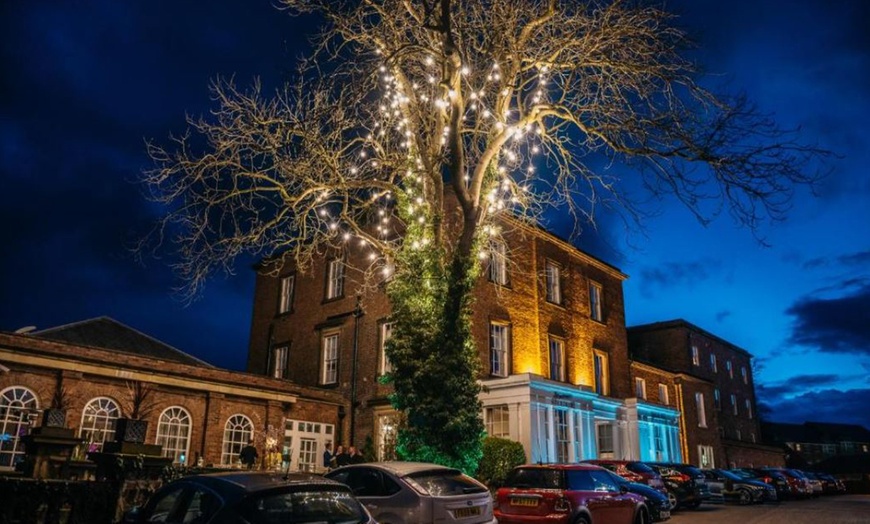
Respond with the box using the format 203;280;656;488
337;467;408;523
135;485;190;523
588;470;635;524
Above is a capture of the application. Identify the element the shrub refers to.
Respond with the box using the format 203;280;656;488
477;436;526;489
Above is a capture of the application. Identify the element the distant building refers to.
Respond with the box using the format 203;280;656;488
763;421;870;466
628;320;783;468
0;317;342;472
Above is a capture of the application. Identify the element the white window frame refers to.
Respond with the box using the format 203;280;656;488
156;406;192;465
698;444;715;468
548;337;565;382
726;360;733;379
375;412;399;461
691;345;700;366
635;378;647;400
321;332;340;385
695;392;707;428
545;261;561;304
589;281;603;322
79;397;121;452
379;322;393;375
272;345;289;379
596;422;615;457
745;399;753;419
555;409;570;463
489;240;508;285
484;405;510;439
731;394;738;415
714;388;721;410
325;258;345;300
593;350;609;396
278;274;295;314
741;366;748;384
221;414;254;466
283;418;335;472
658;384;669;406
490;323;511;377
710;354;718;373
0;386;39;469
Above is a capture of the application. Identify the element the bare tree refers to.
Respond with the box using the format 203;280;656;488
142;0;825;469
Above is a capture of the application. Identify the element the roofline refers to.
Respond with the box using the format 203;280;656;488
627;319;753;357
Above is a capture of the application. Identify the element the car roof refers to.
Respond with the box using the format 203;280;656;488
515;464;605;471
584;459;636;465
334;461;463;477
181;471;349;497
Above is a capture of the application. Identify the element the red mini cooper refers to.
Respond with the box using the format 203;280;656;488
495;464;650;524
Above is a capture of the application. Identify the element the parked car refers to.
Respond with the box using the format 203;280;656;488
122;471;376;523
701;469;770;504
760;468;812;499
584;460;667;492
494;464;649;524
596;468;672;522
794;470;823;496
813;472;847;494
325;461;495;524
646;463;707;510
730;468;789;500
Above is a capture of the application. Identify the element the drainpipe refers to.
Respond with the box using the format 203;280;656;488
349;295;364;445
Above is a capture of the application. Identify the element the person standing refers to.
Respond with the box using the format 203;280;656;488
239;439;259;470
335;445;351;467
348;445;365;464
323;442;334;470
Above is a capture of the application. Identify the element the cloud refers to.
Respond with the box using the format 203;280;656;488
802;250;870;270
715;310;731;322
757;374;843;400
763;388;870;429
786;283;870;355
639;258;722;292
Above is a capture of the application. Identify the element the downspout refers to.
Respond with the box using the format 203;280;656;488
349;295;364;445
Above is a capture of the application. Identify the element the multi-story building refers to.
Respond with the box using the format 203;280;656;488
247;222;682;464
628;320;782;468
763;421;870;465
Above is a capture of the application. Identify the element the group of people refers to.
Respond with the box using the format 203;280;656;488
323;443;365;469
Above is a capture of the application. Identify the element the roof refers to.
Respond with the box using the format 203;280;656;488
627;319;753;358
187;472;348;497
33;317;212;367
763;421;870;444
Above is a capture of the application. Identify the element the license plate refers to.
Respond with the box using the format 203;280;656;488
660;510;670;519
510;497;539;507
453;506;481;518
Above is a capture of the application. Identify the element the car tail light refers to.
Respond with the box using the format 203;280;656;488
554;497;571;512
676;473;691;483
762;476;772;484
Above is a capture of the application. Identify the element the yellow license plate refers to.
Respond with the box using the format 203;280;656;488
510;497;539;507
453;506;482;518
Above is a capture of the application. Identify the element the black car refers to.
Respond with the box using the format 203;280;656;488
814;472;847;494
598;468;672;522
730;468;790;500
122;471;375;524
702;469;771;504
646;463;705;510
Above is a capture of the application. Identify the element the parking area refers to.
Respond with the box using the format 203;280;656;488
669;495;870;524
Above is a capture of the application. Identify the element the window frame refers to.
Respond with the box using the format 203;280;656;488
221;414;254;466
741;366;748;384
695;392;707;428
635;377;647;400
593;350;610;396
278;274;296;314
745;398;753;419
320;332;340;385
731;394;738;416
548;336;566;382
484;405;511;439
324;257;345;301
155;406;192;465
710;353;718;373
714;388;721;410
489;322;511;377
378;321;393;376
272;344;290;379
0;386;39;469
545;261;562;305
488;240;509;286
726;360;733;379
658;384;669;406
691;345;700;366
589;280;604;322
79;396;121;452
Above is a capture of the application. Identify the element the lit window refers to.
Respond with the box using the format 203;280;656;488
714;389;721;410
321;333;340;385
80;397;121;452
726;360;733;379
485;405;510;438
489;240;508;285
278;274;295;314
298;438;317;472
548;337;565;381
741;366;748;384
0;386;39;468
731;394;738;415
490;323;511;377
272;345;289;379
156;407;192;464
589;281;603;322
658;384;669;406
593;350;609;395
221;414;254;466
691;345;700;366
596;423;614;457
545;262;561;304
745;399;752;419
695;392;707;428
635;378;647;400
555;410;570;462
325;258;345;300
379;322;393;375
710;354;718;373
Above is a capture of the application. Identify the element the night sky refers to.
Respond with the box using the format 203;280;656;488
1;1;868;429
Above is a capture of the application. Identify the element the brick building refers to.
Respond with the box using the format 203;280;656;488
247;221;682;464
628;320;783;468
0;318;343;473
763;421;870;466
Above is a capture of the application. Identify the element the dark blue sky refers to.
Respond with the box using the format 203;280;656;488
1;1;868;428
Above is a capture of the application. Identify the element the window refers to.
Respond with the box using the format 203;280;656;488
283;418;335;471
589;281;603;322
321;333;340;385
545;262;561;304
731;394;738;415
298;438;317;472
596;423;614;457
555;410;570;463
745;399;753;419
548;337;565;382
741;366;748;384
714;389;721;410
375;413;398;461
485;405;510;438
79;397;121;452
489;240;508;285
635;378;646;400
736;429;742;441
726;360;733;379
379;322;393;375
658;384;669;406
695;392;707;428
593;351;609;395
710;354;718;373
155;407;191;464
278;274;295;314
691;345;700;366
272;345;289;379
325;258;345;300
0;386;39;469
490;323;510;377
698;444;715;468
221;414;254;466
751;433;757;443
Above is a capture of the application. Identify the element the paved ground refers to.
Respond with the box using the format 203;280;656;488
668;496;870;524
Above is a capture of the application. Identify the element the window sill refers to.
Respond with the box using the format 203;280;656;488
275;310;294;318
321;295;345;305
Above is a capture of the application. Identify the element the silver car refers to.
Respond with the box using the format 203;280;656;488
326;461;497;524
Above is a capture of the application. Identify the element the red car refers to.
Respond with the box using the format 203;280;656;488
584;460;667;492
495;464;649;524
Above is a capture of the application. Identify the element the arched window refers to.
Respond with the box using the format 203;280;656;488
156;407;192;465
221;414;254;466
0;386;39;469
80;397;121;451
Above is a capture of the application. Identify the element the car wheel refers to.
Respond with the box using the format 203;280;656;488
573;515;591;524
666;492;677;510
738;489;752;505
634;508;650;524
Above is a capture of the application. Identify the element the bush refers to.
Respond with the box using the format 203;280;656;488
476;436;526;489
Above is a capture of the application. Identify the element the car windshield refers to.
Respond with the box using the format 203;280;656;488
718;470;742;481
503;468;563;490
240;489;368;524
406;470;487;496
626;462;655;474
